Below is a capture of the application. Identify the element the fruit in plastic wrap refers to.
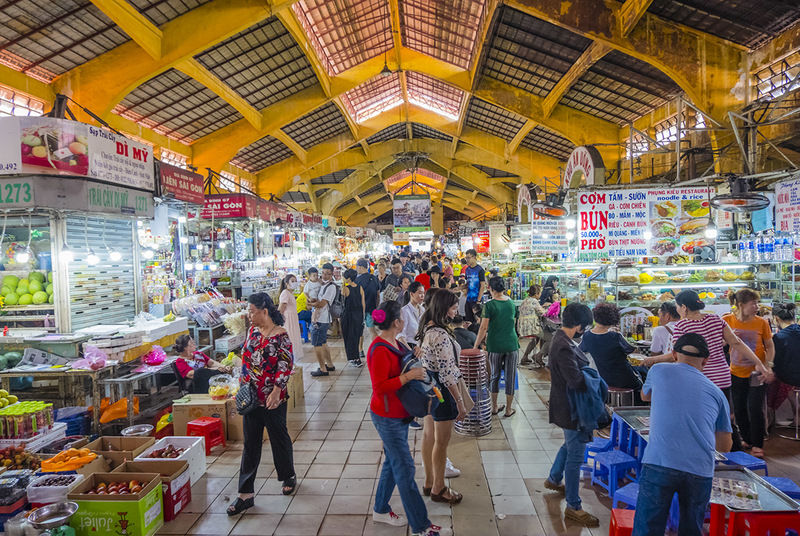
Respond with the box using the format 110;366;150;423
722;272;738;282
739;271;755;281
689;272;704;283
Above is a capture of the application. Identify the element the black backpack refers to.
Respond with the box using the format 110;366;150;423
370;341;442;418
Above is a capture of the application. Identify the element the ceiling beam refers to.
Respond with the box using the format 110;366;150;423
271;130;308;165
89;0;163;60
276;8;332;97
508;119;537;156
468;0;500;84
618;0;656;38
541;41;612;118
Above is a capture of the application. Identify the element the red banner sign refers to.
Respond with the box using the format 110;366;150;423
472;230;490;253
158;162;204;205
201;193;257;219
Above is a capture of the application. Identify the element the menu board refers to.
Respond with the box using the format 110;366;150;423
578;188;713;259
776;177;800;233
530;212;569;254
510;225;531;253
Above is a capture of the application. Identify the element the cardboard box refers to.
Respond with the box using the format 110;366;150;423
68;473;164;536
225;400;268;442
112;461;191;522
84;436;155;469
171;395;228;438
135;437;206;486
287;365;304;408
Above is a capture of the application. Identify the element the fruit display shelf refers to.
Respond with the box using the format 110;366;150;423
0;422;66;453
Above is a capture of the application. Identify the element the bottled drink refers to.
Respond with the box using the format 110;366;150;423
738;235;746;260
765;230;775;261
755;233;764;262
746;234;755;263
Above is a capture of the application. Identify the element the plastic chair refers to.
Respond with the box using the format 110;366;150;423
610;509;635;536
726;510;800;536
763;476;800;500
187;416;226;454
591;449;638;498
299;320;310;343
720;451;768;476
612;482;639;509
171;362;191;395
582;417;620;475
607;387;635;407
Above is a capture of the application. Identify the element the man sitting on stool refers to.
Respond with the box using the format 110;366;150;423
633;333;733;536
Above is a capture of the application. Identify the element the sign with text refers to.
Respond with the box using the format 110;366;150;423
87;183;154;217
201;193;257;219
578;187;713;259
776;177;800;233
510;224;531;253
0;117;155;191
0;178;34;208
157;162;204;205
530;212;569;254
472;230;490;253
393;194;431;232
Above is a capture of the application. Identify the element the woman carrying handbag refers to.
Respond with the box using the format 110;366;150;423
229;293;297;516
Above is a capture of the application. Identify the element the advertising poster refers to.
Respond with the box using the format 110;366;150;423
578;187;713;259
488;223;508;254
510;224;531;253
393;194;431;232
776;177;800;233
0;117;155;192
472;230;490;253
530;212;569;254
460;236;474;251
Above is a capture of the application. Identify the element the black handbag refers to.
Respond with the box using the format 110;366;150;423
235;381;260;415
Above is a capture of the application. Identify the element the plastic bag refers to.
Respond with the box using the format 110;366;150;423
545;301;561;319
72;346;107;370
98;397;139;424
143;345;166;366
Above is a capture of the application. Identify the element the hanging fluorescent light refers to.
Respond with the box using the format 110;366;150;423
142;249;155;260
60;248;74;263
180;236;189;244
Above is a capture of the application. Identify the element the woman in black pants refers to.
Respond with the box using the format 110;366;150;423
342;268;365;367
228;293;297;516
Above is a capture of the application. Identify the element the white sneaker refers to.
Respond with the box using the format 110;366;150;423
444;458;460;478
413;524;452;536
373;510;407;527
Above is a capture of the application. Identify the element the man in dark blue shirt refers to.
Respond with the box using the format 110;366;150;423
462;249;486;324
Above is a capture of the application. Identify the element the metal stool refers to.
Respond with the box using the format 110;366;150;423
779;387;800;441
607;387;635;408
454;349;491;437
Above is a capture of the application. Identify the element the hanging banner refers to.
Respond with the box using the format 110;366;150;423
393;194;431;232
259;200;288;222
201;193;257;219
157;162;204;205
0;117;155;192
510;224;531;253
393;231;410;246
578;187;713;259
472;230;490;253
776;177;800;233
530;212;569;254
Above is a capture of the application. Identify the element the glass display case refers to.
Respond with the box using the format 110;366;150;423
515;262;607;303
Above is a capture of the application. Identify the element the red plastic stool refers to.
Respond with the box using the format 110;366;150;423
610;508;635;536
187;416;226;454
727;510;800;536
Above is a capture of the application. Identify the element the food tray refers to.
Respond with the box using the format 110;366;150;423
27;473;85;505
0;422;66;453
713;465;800;512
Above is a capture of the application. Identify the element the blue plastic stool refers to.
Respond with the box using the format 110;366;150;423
299;320;310;343
582;418;620;474
763;477;800;500
721;451;768;475
612;483;681;530
592;450;638;498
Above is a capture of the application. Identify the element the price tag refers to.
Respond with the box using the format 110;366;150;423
0;179;34;207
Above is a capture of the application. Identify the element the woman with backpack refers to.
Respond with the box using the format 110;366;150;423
367;302;453;536
419;290;467;505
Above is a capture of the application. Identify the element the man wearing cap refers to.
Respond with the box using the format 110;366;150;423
633;333;733;536
400;252;416;275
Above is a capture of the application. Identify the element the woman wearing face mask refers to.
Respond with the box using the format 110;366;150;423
278;274;304;361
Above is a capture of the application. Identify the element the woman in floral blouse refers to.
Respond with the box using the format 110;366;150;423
518;284;545;367
418;290;467;505
228;293;296;516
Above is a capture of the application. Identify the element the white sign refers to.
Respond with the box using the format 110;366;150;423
510;224;531;253
531;212;569;254
563;146;605;187
578;187;713;258
488;223;508;254
776;177;800;233
87;125;154;191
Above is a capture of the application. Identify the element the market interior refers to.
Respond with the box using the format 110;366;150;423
2;0;800;535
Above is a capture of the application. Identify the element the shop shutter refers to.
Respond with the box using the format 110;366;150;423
66;216;138;331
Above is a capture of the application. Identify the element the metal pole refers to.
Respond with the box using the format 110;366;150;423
629;122;634;184
676;98;683;182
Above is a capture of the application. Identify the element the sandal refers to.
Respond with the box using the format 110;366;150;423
492;405;505;416
422;486;431;496
503;408;516;418
227;496;254;516
430;486;463;504
282;476;297;495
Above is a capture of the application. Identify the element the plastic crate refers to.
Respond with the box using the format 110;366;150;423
135;436;205;486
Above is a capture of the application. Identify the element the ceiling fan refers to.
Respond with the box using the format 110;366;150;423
529;185;570;219
709;174;770;213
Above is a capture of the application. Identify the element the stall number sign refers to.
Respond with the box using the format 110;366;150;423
88;183;152;217
578;188;712;258
0;179;33;208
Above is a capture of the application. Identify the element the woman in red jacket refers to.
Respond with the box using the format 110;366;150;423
367;302;452;536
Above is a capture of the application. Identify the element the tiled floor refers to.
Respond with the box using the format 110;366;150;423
162;339;800;536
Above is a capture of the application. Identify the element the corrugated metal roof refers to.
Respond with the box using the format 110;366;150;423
648;0;800;49
400;0;486;70
194;17;319;110
282;191;311;203
341;73;403;123
473;164;518;178
560;49;680;125
366;123;409;144
129;0;214;27
520;125;575;161
115;68;243;142
0;0;130;81
465;97;527;142
479;6;590;98
310;169;357;185
406;71;463;119
291;0;392;76
231;135;294;173
281;101;350;149
411;123;452;141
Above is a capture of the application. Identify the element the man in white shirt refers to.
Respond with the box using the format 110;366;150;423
650;301;680;355
308;263;338;377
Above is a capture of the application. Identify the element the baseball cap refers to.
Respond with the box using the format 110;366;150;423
356;259;369;269
674;333;709;358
